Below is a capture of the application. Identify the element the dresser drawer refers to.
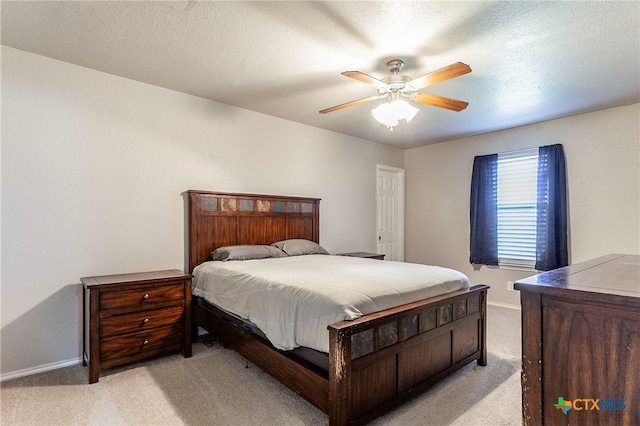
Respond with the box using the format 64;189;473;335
100;282;185;311
100;305;184;338
100;325;183;362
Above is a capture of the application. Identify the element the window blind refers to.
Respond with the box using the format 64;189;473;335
497;148;538;268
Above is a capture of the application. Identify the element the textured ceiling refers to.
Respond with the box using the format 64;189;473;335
2;1;639;149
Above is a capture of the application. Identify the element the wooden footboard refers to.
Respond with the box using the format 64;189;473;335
193;284;488;426
328;284;488;425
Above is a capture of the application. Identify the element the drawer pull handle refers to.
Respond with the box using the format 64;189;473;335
143;338;149;345
143;293;149;299
142;318;149;324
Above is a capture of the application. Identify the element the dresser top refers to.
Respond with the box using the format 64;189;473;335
515;254;640;300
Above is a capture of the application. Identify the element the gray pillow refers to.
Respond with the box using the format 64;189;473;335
271;239;329;256
210;245;287;261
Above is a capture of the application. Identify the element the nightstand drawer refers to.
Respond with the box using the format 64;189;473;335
100;326;183;362
100;282;185;311
100;305;185;338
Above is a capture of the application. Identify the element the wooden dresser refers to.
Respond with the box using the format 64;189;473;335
82;269;192;383
515;254;639;425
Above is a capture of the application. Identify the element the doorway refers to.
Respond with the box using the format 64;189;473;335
376;165;405;261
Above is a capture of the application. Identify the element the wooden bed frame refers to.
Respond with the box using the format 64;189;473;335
187;190;489;426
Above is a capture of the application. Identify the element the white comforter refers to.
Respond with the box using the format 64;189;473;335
192;255;469;353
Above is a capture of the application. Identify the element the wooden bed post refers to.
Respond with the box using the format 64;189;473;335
328;325;351;426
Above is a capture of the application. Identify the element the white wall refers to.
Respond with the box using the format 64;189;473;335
405;104;640;307
0;47;404;377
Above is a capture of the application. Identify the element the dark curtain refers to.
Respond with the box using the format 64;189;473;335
535;144;569;271
469;154;499;266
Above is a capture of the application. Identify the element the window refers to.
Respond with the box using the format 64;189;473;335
470;144;568;271
497;148;538;268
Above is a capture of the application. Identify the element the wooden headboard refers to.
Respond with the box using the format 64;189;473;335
187;190;320;272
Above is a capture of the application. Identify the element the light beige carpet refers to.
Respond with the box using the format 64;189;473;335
1;305;522;425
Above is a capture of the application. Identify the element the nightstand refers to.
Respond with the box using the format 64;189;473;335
82;269;192;383
338;252;385;260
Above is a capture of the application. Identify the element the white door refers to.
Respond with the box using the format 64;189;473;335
376;165;404;261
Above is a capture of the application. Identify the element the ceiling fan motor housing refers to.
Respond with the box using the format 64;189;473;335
380;75;413;95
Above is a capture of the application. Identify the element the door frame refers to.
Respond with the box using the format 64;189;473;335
376;164;405;261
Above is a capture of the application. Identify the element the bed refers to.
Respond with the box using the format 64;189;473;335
187;190;489;426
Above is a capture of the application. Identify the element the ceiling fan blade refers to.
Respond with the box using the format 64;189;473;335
408;62;471;90
412;93;469;111
319;95;383;114
342;71;389;90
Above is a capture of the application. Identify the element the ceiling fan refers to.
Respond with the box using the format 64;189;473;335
319;59;471;126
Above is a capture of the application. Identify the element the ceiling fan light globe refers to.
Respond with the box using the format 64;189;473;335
392;99;419;123
371;102;399;127
372;100;419;127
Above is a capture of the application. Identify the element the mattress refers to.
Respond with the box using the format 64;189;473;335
192;254;470;353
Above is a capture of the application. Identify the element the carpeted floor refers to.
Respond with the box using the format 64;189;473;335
1;305;522;425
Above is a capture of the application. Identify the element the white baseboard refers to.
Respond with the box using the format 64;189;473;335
488;300;521;310
0;356;82;382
